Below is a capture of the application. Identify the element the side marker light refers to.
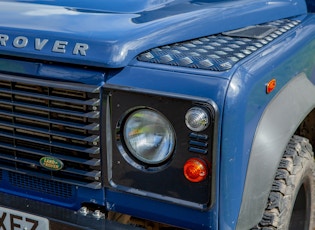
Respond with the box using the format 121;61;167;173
266;79;276;94
183;158;208;182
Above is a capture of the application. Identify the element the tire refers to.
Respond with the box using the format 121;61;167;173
253;135;315;230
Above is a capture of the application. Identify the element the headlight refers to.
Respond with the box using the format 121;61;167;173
123;109;175;165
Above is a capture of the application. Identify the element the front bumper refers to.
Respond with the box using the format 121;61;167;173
0;191;141;230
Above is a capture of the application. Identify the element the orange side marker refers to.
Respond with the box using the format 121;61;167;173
266;79;276;94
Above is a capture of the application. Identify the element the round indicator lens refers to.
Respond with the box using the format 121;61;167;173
123;109;175;165
185;107;209;132
184;158;208;182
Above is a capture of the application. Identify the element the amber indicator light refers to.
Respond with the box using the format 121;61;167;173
266;79;276;94
183;158;208;182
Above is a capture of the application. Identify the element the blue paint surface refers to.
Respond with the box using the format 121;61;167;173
0;0;314;229
0;0;307;67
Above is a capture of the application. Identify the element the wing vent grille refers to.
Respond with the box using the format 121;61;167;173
138;19;300;71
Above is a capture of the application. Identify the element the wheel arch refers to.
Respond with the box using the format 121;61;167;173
295;107;315;147
236;72;315;229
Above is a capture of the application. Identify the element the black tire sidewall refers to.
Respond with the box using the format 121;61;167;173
286;158;315;230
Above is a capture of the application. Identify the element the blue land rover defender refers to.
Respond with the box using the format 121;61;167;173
0;0;314;229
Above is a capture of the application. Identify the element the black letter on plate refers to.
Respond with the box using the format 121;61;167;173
0;212;6;230
10;214;22;229
26;218;38;230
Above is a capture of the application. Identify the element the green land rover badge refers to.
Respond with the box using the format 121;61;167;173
40;156;64;171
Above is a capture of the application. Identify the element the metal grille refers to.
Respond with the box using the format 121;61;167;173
0;73;101;189
138;19;300;71
9;172;73;198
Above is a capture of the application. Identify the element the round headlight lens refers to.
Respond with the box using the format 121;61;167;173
185;107;209;132
123;109;175;165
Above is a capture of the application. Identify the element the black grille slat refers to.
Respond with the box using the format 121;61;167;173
0;110;99;131
0;73;102;190
0;152;102;188
3;165;102;189
0;100;100;118
0;131;100;155
0;120;99;143
63;168;101;178
0;88;100;106
0;73;100;93
189;133;209;154
0;143;101;166
0;154;100;178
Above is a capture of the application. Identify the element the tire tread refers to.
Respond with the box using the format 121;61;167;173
252;135;315;229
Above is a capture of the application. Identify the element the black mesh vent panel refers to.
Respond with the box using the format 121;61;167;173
9;172;73;199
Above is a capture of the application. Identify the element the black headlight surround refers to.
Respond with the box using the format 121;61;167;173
104;86;217;209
